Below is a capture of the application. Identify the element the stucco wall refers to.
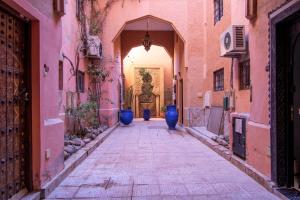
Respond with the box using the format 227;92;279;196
61;0;90;132
229;0;289;178
202;0;231;107
98;0;208;126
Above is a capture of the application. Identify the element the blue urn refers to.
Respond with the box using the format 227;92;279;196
120;109;133;125
165;105;178;130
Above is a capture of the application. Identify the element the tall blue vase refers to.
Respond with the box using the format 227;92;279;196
165;105;178;130
143;109;150;121
120;109;133;125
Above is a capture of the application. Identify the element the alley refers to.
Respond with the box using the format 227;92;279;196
47;119;278;200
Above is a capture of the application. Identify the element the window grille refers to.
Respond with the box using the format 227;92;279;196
214;68;224;91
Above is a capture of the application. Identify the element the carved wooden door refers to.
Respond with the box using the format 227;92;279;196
0;7;27;199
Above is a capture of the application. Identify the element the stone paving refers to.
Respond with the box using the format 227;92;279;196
47;119;279;200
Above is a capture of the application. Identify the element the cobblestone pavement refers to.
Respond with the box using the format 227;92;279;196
47;119;279;200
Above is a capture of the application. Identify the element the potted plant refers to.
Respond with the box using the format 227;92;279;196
143;108;150;121
120;86;134;125
139;69;153;121
160;106;167;118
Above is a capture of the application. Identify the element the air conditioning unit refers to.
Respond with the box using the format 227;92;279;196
53;0;65;16
85;35;103;59
220;25;246;57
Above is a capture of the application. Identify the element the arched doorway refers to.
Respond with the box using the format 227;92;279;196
113;15;185;122
123;45;173;118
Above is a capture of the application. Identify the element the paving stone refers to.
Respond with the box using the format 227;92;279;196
185;183;217;195
159;184;189;196
47;186;78;199
132;196;161;200
74;186;108;198
133;184;160;197
47;119;279;200
134;175;159;185
106;185;132;197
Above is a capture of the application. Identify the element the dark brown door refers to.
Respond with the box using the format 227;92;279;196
0;6;28;199
290;19;300;189
179;79;183;124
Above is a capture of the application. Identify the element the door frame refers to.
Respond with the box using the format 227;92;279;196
270;0;300;187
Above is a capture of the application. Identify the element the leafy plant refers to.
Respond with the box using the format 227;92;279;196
161;105;167;113
66;100;99;136
87;63;112;82
89;10;101;35
124;86;133;109
139;68;153;98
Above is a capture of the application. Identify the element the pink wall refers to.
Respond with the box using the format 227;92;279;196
60;0;90;131
229;0;288;177
99;0;209;126
202;0;232;107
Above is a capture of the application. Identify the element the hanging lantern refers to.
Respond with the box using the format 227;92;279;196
142;19;152;51
143;31;152;51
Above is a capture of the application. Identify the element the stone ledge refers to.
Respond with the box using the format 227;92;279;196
185;127;283;200
21;191;40;200
39;123;119;199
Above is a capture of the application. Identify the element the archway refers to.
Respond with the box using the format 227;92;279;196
123;45;173;118
113;15;185;122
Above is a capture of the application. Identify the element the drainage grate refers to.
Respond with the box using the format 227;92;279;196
277;188;300;199
147;126;167;129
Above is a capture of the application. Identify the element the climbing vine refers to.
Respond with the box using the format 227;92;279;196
64;0;141;132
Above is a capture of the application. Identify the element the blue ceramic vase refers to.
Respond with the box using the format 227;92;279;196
143;109;150;121
120;109;133;125
165;105;178;130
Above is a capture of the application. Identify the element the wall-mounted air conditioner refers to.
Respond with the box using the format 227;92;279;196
53;0;65;16
85;35;103;59
220;25;246;57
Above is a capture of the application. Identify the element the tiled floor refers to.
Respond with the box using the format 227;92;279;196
47;119;279;200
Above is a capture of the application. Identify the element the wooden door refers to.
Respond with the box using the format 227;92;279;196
0;6;27;199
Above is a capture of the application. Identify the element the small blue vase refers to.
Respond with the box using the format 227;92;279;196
120;109;133;125
165;105;178;130
143;109;150;121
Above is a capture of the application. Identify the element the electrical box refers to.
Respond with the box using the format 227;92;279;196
223;96;229;111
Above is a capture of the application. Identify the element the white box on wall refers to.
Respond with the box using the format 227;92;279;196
204;91;212;108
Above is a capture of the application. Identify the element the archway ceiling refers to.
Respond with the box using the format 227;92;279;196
124;17;173;31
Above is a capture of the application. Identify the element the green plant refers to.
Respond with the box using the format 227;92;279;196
89;10;101;35
124;86;133;109
139;68;153;98
161;106;167;113
66;100;99;136
87;63;112;82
